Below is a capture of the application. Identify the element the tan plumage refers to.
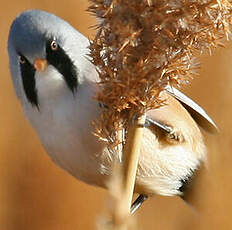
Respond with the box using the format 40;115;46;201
96;90;207;197
136;91;206;196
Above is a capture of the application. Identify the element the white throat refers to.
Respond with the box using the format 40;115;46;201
22;66;106;186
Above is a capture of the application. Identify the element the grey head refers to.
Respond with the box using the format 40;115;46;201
8;10;91;108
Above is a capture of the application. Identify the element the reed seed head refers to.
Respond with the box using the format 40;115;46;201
88;0;232;148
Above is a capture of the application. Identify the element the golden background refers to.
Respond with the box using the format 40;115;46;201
0;1;232;229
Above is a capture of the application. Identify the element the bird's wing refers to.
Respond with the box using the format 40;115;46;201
165;85;218;134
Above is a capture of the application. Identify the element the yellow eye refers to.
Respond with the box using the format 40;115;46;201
18;55;26;64
50;40;58;50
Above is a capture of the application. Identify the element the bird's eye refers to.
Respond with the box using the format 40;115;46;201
50;40;58;50
18;55;26;64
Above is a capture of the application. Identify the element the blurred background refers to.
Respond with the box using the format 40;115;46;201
0;1;232;229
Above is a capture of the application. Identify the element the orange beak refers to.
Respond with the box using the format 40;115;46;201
34;58;48;72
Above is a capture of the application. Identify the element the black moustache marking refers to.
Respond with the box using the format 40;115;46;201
46;40;78;92
18;53;39;108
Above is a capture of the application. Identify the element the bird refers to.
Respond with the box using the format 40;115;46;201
8;9;217;213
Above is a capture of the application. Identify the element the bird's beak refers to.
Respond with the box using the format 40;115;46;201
34;58;48;72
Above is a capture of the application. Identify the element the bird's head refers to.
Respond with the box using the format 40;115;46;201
8;10;92;109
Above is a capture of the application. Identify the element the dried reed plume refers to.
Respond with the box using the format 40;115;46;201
88;0;232;228
89;0;232;147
